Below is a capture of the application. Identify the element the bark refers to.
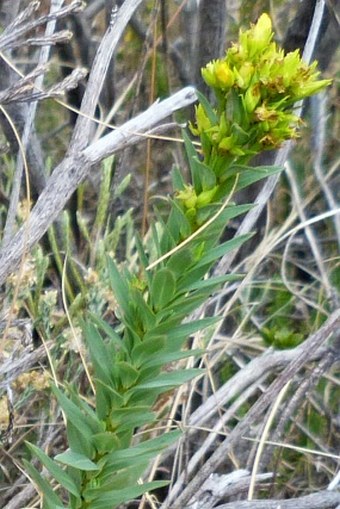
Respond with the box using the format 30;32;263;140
0;86;197;285
215;490;340;509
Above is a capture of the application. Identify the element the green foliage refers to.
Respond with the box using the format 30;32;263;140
261;325;304;349
24;14;331;508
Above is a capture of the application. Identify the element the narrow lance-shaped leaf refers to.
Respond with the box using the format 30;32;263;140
26;442;80;497
195;233;254;268
135;368;205;390
55;450;100;471
22;459;65;507
89;481;170;509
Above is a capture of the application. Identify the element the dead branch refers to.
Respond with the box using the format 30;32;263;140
169;309;340;508
2;0;72;248
0;0;197;282
214;490;340;509
184;471;273;509
10;28;73;48
161;345;328;507
0;0;84;51
251;345;337;471
0;85;197;285
0;67;88;104
69;0;144;153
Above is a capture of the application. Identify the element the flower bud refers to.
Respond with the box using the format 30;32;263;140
196;186;219;208
176;186;198;210
292;78;332;100
250;13;273;54
195;104;212;133
201;61;218;87
244;84;261;113
215;61;234;89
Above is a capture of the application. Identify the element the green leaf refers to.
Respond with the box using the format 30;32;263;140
195;203;221;225
151;268;176;310
130;287;157;331
26;442;80;497
51;385;101;458
51;386;93;439
153;205;177;254
176;264;214;293
134;232;153;288
104;430;181;470
159;278;241;321
84;461;149;496
115;361;139;389
55;450;100;471
102;463;148;492
88;481;169;509
131;335;166;366
92;432;121;455
87;313;127;353
157;291;211;321
113;172;131;198
166;248;194;276
22;459;65;507
141;348;204;369
171;165;186;191
227;164;283;190
195;89;218;124
192;157;217;191
95;378;124;405
83;321;113;385
62;385;104;435
193;204;252;246
66;420;94;458
108;406;155;432
185;273;242;292
145;316;220;345
195;233;253;268
167;198;192;240
136;368;204;389
153;222;165;259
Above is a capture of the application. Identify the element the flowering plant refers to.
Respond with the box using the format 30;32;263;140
175;14;331;230
193;14;330;159
25;14;331;509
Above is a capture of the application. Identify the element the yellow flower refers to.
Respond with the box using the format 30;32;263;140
215;61;234;88
201;61;217;87
238;62;255;89
194;13;332;163
281;50;302;86
252;13;273;46
201;60;234;89
239;13;274;59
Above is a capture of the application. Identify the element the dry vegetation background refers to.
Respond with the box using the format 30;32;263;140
0;0;339;508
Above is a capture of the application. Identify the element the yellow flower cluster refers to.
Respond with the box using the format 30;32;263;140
192;13;331;159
